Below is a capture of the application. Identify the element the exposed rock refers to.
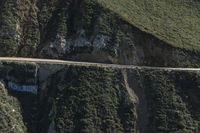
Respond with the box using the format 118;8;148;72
41;32;110;58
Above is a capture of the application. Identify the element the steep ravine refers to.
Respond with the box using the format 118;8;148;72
1;61;200;133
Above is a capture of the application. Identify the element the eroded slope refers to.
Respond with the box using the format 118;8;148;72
1;0;200;67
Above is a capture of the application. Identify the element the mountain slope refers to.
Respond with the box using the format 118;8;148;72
97;0;200;50
0;81;27;133
1;0;200;67
1;61;200;132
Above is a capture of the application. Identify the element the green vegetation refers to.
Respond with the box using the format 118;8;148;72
3;61;37;70
97;0;200;50
0;0;19;56
3;62;38;84
142;70;200;132
0;0;40;56
0;62;38;133
45;66;136;133
0;82;26;133
38;0;71;40
1;62;200;132
1;0;200;67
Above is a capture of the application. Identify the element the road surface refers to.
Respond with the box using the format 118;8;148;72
0;57;200;71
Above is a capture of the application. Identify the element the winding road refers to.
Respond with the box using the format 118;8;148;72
0;57;200;71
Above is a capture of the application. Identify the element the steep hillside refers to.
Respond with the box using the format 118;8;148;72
0;61;200;132
97;0;200;50
1;0;200;67
0;81;27;133
140;70;200;132
39;66;136;133
0;62;137;133
1;0;200;133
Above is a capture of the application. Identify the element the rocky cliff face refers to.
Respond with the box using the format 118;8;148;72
1;62;200;133
1;0;200;67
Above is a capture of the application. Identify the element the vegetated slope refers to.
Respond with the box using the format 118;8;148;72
0;62;137;133
43;66;200;133
1;62;200;132
1;0;200;67
141;70;200;132
0;82;27;133
97;0;200;50
0;0;39;56
0;62;39;133
39;66;136;133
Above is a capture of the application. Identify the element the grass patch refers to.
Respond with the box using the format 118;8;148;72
97;0;200;50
